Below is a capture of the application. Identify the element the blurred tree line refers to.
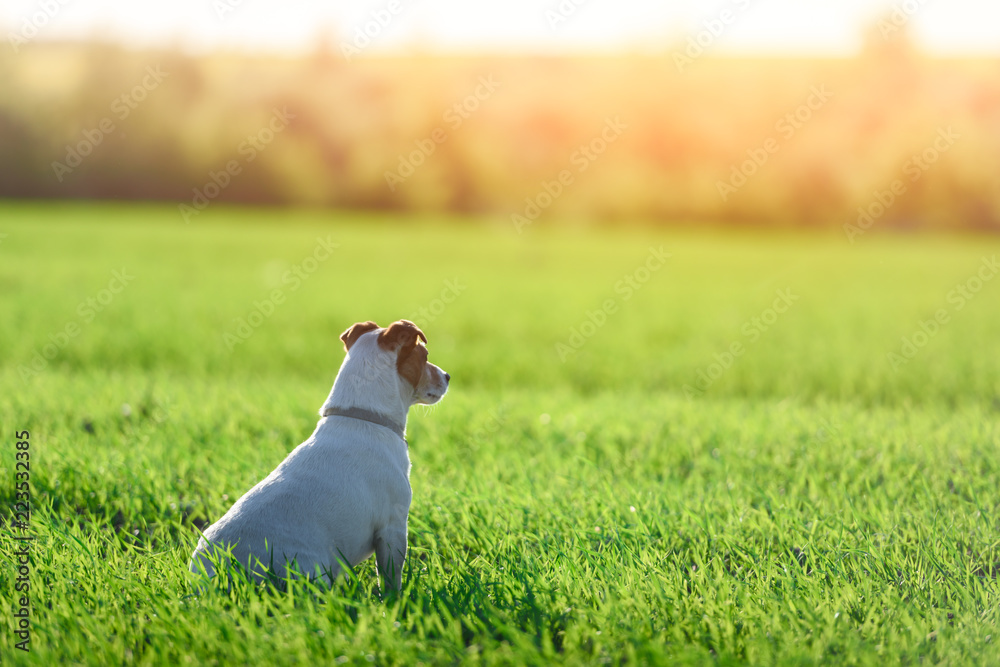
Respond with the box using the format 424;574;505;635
1;40;998;230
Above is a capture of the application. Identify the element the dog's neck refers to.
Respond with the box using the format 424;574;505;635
319;354;412;436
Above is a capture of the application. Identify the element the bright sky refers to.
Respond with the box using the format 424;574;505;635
3;0;1000;56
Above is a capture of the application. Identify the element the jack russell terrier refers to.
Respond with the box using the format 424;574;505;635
190;320;449;591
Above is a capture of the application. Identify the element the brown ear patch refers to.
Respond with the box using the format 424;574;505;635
378;320;429;388
376;320;427;351
340;321;379;351
397;343;428;388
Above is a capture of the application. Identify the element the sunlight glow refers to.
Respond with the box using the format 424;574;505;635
2;0;1000;56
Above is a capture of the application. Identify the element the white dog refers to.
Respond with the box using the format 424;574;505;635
190;320;449;591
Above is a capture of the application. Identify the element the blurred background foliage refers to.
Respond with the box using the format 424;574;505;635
1;32;998;230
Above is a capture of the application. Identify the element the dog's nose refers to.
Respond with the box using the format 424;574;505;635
444;373;451;382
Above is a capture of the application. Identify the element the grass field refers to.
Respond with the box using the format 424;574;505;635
1;202;999;665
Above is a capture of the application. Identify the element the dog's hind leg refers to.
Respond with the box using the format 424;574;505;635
374;527;407;593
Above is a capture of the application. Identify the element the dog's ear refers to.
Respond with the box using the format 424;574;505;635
378;320;428;387
340;321;380;352
377;320;427;351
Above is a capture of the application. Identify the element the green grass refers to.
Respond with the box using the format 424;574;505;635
1;202;998;665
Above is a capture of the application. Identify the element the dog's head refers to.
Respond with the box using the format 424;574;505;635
340;320;450;405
